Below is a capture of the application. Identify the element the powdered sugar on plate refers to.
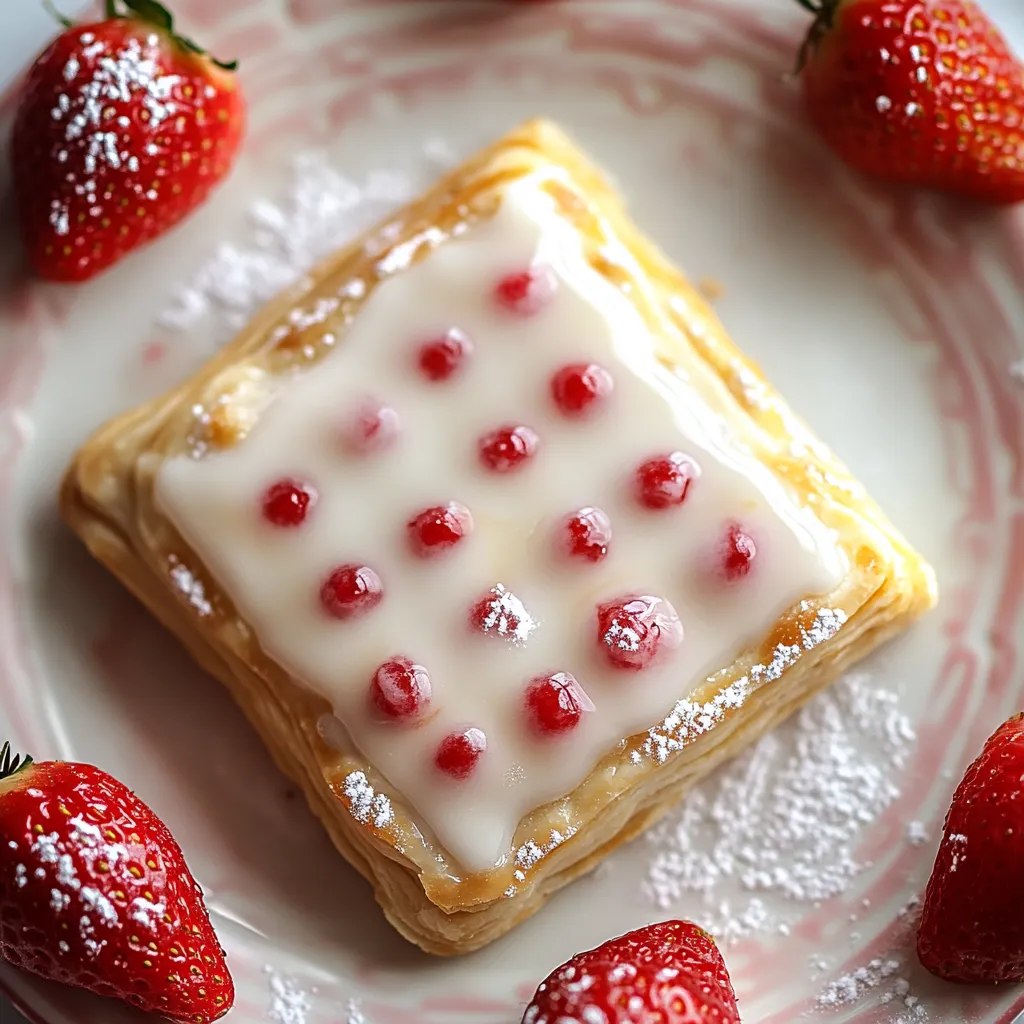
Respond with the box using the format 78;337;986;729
641;673;916;945
44;32;181;241
817;956;926;1019
158;143;454;337
906;820;928;846
265;967;313;1024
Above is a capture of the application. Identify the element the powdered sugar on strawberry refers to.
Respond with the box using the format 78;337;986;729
19;824;125;958
0;753;233;1021
13;7;244;283
130;895;167;930
45;33;180;239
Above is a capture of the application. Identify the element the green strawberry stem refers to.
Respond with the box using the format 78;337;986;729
46;0;239;72
41;0;74;29
794;0;842;71
120;0;238;70
792;0;841;16
0;741;33;781
122;0;173;30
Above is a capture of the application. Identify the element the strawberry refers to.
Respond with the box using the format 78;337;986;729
522;919;741;1024
917;713;1024;983
11;0;245;283
796;0;1024;204
0;742;233;1022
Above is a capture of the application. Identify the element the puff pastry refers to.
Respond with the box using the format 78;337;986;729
61;120;937;956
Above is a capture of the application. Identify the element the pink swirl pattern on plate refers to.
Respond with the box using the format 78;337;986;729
0;1;1022;1022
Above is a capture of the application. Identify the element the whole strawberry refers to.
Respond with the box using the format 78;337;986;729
796;0;1024;204
0;742;233;1022
917;713;1024;983
522;919;740;1023
12;0;245;282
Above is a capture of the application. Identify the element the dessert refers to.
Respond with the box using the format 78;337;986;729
61;119;937;954
0;743;233;1022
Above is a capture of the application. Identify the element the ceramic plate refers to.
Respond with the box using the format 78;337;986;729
1;1;1023;1021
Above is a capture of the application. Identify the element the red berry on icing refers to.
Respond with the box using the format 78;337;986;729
344;401;400;454
478;424;539;473
596;594;683;671
721;523;757;580
560;507;612;563
551;363;613;418
407;502;473;557
320;563;384;620
524;672;594;736
370;657;432;721
494;265;557;315
261;478;316;527
417;329;473;382
435;728;487;779
469;584;536;646
634;452;699;510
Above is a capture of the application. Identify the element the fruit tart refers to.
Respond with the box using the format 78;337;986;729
61;119;937;955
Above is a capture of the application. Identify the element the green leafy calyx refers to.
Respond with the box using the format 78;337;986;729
794;0;844;72
51;0;240;72
792;0;842;19
0;742;34;782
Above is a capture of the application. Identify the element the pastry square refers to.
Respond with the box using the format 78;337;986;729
61;120;937;955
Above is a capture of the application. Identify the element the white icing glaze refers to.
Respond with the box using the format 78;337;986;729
155;180;846;871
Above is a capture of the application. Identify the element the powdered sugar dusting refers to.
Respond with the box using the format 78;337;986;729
26;828;110;957
507;827;577;889
473;584;537;646
19;818;158;959
342;770;394;829
818;956;926;1018
130;895;167;930
640;606;846;766
906;820;928;846
158;145;455;336
265;967;313;1024
168;558;212;616
45;35;181;239
79;885;118;926
641;673;915;944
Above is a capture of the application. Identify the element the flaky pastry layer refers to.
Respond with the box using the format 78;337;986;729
61;120;936;955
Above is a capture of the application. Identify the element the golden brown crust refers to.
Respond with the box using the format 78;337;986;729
61;119;936;955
